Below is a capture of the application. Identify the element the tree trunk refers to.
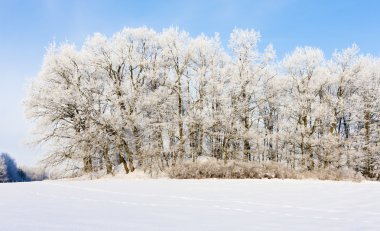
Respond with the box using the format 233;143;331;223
83;156;93;173
103;146;113;175
133;126;142;167
223;137;229;164
117;143;129;174
244;139;251;161
122;140;135;172
198;125;203;159
178;91;184;162
364;110;372;177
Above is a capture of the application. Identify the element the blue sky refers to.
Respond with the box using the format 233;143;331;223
1;0;380;165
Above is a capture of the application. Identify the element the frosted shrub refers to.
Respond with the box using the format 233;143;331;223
168;160;364;181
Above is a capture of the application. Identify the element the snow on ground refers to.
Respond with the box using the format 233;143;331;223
0;178;379;230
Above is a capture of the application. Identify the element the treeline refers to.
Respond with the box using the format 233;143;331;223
0;153;45;182
0;153;26;182
25;27;380;179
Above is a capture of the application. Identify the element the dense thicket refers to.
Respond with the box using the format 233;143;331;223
25;27;380;179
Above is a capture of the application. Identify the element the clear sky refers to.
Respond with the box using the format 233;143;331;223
1;0;380;165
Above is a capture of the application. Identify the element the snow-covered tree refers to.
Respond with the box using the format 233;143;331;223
282;47;326;170
0;155;8;182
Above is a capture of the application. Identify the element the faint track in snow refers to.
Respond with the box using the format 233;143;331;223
39;181;380;221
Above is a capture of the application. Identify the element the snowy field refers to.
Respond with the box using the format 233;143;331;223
1;179;380;230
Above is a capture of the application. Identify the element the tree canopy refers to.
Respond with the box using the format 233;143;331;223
25;27;380;179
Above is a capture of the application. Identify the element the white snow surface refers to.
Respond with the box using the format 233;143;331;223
1;178;379;230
